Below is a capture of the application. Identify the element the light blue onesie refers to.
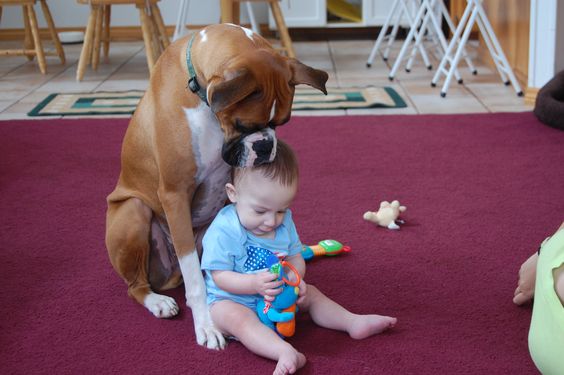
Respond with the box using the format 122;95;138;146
201;204;302;310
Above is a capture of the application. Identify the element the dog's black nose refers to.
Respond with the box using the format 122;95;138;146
221;128;277;168
252;138;274;166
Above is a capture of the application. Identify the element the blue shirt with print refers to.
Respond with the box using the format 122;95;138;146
200;204;302;309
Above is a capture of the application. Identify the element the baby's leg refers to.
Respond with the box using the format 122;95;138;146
211;300;306;374
300;285;397;339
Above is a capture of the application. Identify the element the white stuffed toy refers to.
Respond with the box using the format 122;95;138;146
363;200;406;230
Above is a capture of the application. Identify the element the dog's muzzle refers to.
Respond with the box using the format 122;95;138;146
222;127;277;168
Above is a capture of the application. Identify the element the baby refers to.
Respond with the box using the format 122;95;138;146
201;140;396;374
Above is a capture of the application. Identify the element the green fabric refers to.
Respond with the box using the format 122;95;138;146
529;229;564;374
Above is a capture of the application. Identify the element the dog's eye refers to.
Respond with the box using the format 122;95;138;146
247;90;262;100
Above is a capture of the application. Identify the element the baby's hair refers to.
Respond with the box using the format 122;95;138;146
233;139;299;187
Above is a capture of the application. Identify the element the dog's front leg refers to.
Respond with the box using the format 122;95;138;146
159;188;226;350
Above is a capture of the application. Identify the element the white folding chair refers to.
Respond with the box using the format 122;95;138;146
431;0;523;97
388;0;476;81
366;0;433;69
404;0;476;75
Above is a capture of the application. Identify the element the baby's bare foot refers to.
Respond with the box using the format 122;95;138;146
348;314;397;340
273;348;306;375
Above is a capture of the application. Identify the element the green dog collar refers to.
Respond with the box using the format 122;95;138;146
186;34;209;106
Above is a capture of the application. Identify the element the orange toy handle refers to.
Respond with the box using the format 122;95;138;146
276;305;297;337
280;260;301;287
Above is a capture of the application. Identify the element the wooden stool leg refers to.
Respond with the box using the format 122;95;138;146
76;4;98;81
220;0;239;23
22;5;34;61
138;5;156;72
92;5;103;70
146;7;161;57
40;0;65;64
269;1;295;58
150;4;169;50
103;5;111;61
27;4;47;74
145;6;161;60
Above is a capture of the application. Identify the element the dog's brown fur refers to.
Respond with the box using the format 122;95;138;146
105;24;328;348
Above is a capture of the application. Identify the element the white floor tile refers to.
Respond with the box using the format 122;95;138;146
0;39;531;119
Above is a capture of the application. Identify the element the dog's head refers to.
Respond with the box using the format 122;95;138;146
199;26;328;167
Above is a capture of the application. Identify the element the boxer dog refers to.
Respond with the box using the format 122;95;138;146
105;23;328;350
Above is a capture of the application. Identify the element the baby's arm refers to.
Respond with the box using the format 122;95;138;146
212;270;283;301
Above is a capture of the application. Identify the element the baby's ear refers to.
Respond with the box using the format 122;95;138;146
225;183;237;203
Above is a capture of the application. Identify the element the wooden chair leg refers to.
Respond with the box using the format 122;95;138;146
147;8;161;57
40;0;65;64
150;4;169;50
269;1;295;58
26;4;47;74
76;5;98;81
220;0;239;23
103;5;111;62
138;5;156;72
92;5;103;70
22;5;34;61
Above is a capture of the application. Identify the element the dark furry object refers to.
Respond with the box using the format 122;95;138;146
534;70;564;130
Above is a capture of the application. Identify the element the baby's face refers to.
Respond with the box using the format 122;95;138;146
229;170;297;238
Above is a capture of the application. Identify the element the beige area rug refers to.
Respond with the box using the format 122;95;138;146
27;87;406;117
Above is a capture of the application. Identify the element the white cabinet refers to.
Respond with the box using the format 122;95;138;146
269;0;400;28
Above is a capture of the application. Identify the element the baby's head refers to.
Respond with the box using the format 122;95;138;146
226;140;299;237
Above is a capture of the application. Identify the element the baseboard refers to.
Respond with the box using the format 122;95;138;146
524;87;539;106
1;24;392;42
0;25;179;41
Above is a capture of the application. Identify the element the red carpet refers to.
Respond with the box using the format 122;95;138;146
1;112;563;374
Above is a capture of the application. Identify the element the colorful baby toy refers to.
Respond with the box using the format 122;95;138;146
301;239;351;261
256;254;301;338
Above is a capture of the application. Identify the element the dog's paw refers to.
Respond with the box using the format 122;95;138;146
143;293;179;318
194;322;227;350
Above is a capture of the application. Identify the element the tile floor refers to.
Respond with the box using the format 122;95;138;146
0;36;532;120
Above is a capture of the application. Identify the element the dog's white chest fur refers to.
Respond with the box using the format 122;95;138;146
184;102;231;227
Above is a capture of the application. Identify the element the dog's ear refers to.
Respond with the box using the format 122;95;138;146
208;69;257;113
288;59;329;95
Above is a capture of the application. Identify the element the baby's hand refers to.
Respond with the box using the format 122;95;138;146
296;279;307;304
253;271;283;301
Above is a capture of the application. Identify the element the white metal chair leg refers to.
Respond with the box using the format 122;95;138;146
475;3;521;93
405;10;426;71
173;0;190;41
404;0;473;77
436;0;477;75
402;0;434;71
432;0;522;97
422;0;464;82
368;0;432;69
404;0;433;72
382;7;403;61
245;2;260;35
431;0;473;92
366;0;401;67
391;0;457;80
475;15;508;83
388;2;426;80
439;5;478;96
405;6;438;72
